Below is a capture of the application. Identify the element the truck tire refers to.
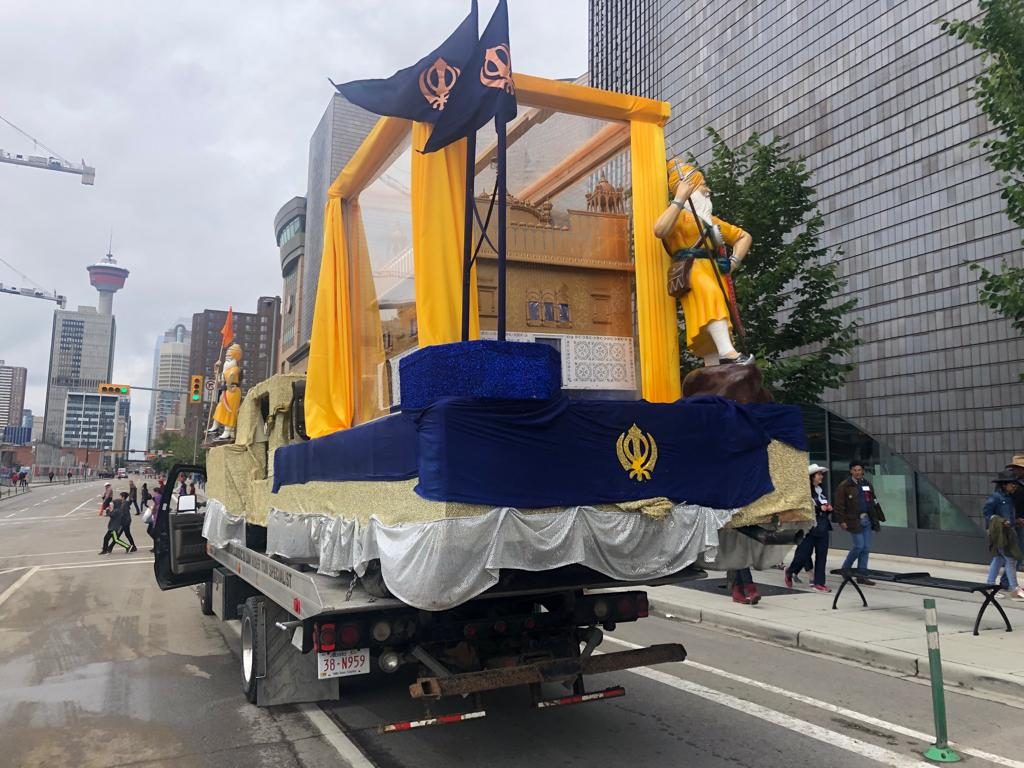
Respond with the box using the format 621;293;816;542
240;596;263;704
200;578;215;616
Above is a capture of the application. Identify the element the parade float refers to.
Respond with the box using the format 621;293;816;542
197;69;813;612
154;0;814;715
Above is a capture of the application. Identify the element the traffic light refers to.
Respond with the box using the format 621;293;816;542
98;384;131;395
190;375;203;402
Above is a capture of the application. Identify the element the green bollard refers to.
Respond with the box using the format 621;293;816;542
922;598;961;763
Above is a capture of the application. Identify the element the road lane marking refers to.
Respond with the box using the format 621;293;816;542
628;664;934;767
63;499;94;517
40;561;149;573
4;513;13;518
606;637;1024;768
0;566;39;611
0;567;27;575
0;514;96;524
0;548;107;559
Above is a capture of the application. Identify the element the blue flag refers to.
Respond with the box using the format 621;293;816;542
333;2;478;123
423;0;518;153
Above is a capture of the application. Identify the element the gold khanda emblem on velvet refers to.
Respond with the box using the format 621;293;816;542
480;44;514;94
616;424;658;482
419;57;461;111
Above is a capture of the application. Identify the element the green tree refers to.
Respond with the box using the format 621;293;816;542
684;129;859;403
941;1;1024;343
150;431;204;475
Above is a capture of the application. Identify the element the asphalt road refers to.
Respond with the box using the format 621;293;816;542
2;480;1024;768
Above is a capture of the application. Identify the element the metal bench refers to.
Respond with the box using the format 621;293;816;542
829;568;1011;636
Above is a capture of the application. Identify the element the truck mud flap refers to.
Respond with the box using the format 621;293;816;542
409;642;686;699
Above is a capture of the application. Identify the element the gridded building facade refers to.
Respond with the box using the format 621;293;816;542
0;362;27;432
42;307;115;445
591;0;1024;560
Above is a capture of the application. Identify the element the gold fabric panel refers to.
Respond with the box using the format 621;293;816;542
726;440;814;528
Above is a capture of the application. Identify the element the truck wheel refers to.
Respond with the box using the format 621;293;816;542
240;596;262;704
200;578;215;616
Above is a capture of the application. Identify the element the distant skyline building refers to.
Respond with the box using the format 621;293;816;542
184;297;281;440
21;409;32;428
148;323;191;448
0;361;27;432
43;251;125;446
42;305;116;445
274;196;306;373
294;94;378;369
61;392;129;467
589;0;1023;559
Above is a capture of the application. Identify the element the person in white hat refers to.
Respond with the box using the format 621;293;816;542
784;464;833;593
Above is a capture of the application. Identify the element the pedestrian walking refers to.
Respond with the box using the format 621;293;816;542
785;464;833;593
832;460;886;584
140;482;151;510
128;480;140;515
48;471;54;483
99;490;130;554
66;470;72;484
116;491;138;551
146;491;162;552
18;471;27;488
729;568;761;605
986;487;1024;599
99;482;113;514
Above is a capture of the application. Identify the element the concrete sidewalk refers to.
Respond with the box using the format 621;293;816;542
649;550;1024;700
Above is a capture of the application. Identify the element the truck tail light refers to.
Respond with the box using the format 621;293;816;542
339;624;360;648
617;596;635;618
636;593;649;618
318;623;337;652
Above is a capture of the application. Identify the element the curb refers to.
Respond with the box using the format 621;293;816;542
649;598;1024;702
0;488;32;507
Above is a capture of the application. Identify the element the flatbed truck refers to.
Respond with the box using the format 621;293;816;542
153;463;695;731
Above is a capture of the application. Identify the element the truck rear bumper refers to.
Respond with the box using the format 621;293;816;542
409;642;686;699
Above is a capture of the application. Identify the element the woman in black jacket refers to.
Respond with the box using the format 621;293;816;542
784;464;833;593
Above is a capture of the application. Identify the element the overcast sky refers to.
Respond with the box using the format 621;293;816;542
0;0;588;451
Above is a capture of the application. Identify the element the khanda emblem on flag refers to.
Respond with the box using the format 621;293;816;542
616;424;658;482
419;57;461;111
480;44;514;93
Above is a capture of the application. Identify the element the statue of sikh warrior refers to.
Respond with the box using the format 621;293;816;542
654;160;754;366
208;343;243;440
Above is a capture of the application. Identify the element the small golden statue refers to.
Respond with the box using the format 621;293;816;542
208;343;243;441
654;159;754;367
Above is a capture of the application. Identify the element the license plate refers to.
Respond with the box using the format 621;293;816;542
317;648;370;679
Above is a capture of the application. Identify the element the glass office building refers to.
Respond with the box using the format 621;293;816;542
590;0;1023;562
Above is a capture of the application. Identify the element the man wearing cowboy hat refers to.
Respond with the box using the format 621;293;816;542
784;464;833;592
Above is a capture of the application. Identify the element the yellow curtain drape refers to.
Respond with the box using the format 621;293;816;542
304;198;355;437
410;122;479;346
630;120;681;402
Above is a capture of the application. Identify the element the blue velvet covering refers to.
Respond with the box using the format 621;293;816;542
399;340;561;409
272;412;418;492
412;396;807;510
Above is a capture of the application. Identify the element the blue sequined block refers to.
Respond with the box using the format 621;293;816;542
399;340;561;409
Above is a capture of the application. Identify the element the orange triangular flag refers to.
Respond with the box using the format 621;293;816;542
220;306;234;348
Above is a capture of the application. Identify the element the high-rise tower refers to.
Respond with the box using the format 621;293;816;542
86;252;129;316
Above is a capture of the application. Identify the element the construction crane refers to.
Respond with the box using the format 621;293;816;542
0;257;67;308
0;114;95;185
